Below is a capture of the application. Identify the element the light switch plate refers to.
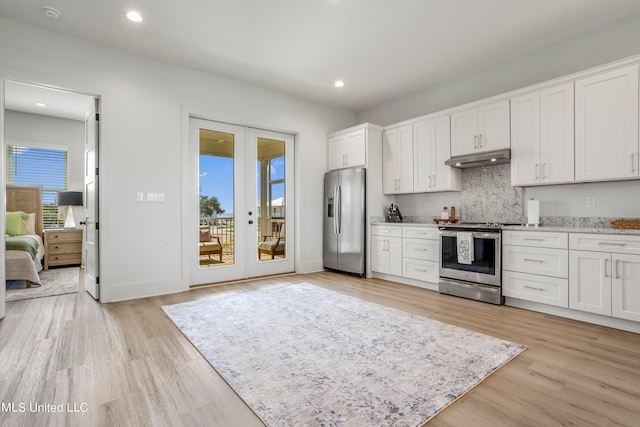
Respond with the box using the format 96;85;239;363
586;196;596;208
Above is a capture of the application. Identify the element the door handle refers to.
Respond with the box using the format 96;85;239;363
474;135;478;149
479;134;483;148
248;220;253;225
535;164;539;179
604;258;609;278
616;259;621;279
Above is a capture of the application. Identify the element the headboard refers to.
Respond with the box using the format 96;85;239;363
6;184;43;237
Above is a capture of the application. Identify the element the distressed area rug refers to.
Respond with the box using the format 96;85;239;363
162;283;525;426
6;267;80;302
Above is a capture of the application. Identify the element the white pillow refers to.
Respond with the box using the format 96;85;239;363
25;213;36;235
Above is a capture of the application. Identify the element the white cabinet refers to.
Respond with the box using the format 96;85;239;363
502;230;569;307
575;64;639;181
451;100;510;156
569;233;640;322
413;115;461;193
328;127;366;170
371;226;402;276
383;125;414;194
401;226;439;283
510;83;574;185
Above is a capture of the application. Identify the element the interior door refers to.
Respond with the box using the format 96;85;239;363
84;98;100;299
190;118;246;285
245;128;294;278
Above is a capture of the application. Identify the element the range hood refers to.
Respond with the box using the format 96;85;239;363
445;148;511;169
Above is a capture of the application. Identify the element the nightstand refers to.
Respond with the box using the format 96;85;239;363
44;228;83;270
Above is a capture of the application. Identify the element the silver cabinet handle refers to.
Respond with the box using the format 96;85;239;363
524;285;545;291
523;258;544;263
632;153;636;173
616;259;621;279
428;175;432;187
479;134;483;148
535;164;540;179
604;258;609;278
524;237;544;241
432;174;437;188
474;135;478;149
598;242;626;247
542;163;547;179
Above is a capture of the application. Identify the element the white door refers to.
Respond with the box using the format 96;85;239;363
0;79;5;319
451;108;478;156
189;119;294;285
245;128;295;278
478;100;510;152
84;98;100;299
611;253;640;322
569;250;612;316
510;92;540;185
540;82;574;184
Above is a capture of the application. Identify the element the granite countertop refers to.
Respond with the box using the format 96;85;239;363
502;225;640;236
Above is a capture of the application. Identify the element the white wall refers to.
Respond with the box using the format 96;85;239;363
0;17;355;302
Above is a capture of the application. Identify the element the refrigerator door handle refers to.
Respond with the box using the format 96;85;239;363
336;184;342;234
333;185;339;235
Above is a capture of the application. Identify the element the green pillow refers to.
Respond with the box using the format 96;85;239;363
6;211;29;236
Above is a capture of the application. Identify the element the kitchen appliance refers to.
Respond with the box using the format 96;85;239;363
438;222;505;305
385;203;403;222
445;148;511;169
323;167;366;276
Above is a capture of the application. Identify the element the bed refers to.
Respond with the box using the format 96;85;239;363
5;184;45;286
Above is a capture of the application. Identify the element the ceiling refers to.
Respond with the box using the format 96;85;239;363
2;0;640;113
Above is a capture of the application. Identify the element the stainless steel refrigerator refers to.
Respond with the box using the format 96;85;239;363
323;167;366;276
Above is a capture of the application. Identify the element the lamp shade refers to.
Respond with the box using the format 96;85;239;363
57;191;83;207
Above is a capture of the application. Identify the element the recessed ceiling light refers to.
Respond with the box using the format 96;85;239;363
126;11;143;23
334;80;345;88
42;7;61;19
34;102;47;107
490;158;497;162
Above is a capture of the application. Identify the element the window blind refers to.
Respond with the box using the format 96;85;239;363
6;145;68;229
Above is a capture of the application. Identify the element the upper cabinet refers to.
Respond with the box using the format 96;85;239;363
575;64;639;181
413;115;461;192
451;100;510;156
382;125;414;194
328;126;366;170
511;83;574;186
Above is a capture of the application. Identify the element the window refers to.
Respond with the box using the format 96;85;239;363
6;144;68;229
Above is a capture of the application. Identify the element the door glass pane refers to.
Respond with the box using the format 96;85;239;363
199;129;234;268
256;137;285;261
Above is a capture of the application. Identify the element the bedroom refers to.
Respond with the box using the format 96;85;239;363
3;83;93;300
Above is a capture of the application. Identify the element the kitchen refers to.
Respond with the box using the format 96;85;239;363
326;53;640;334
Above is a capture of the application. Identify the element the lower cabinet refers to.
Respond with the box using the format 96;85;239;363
371;225;439;285
569;249;640;322
371;226;402;276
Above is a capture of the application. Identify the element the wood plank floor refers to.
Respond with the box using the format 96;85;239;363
1;271;639;426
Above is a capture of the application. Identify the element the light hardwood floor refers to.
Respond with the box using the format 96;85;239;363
1;271;639;426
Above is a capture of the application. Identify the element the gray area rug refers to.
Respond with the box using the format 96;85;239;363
6;267;80;302
162;283;526;426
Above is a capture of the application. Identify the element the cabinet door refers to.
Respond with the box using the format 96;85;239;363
328;134;347;170
387;237;403;276
510;92;540;185
540;82;574;184
413;119;434;192
478;100;510;152
383;125;413;194
569;250;612;315
451;108;478;156
612;253;640;322
370;235;388;273
575;64;639;181
432;115;460;191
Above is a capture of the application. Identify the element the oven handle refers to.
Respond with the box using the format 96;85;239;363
440;230;500;240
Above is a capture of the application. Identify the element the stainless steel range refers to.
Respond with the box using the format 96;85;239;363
438;222;507;305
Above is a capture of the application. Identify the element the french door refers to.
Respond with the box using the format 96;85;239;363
189;118;294;285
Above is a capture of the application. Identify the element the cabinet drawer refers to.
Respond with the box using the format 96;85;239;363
403;238;438;261
502;230;568;249
47;241;81;254
503;271;568;307
47;253;81;266
503;245;568;278
402;259;438;283
402;226;439;240
371;225;402;237
45;230;83;243
570;233;640;255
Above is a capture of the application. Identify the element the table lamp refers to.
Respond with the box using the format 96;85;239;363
57;191;83;228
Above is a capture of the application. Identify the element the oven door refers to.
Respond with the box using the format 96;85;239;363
439;230;501;287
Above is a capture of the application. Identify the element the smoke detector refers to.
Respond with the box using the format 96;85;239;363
43;7;61;19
